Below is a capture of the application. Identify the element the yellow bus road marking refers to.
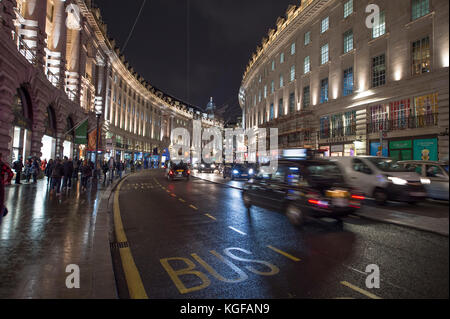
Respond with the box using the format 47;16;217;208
267;245;301;262
340;281;382;299
228;226;246;236
189;204;198;210
113;179;148;299
204;214;217;221
171;193;177;198
179;198;186;203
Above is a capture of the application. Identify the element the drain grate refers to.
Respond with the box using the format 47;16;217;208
110;241;129;249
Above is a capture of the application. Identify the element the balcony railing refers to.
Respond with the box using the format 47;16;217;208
320;126;356;139
367;114;438;134
12;31;37;65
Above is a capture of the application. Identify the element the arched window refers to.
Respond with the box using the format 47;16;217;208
44;105;57;136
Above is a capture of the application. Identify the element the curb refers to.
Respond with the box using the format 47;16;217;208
91;172;132;299
352;211;449;237
193;173;449;237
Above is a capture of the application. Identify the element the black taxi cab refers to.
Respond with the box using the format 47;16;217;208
242;150;364;226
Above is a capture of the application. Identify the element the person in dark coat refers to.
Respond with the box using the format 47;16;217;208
31;157;40;183
102;161;109;184
81;160;92;191
45;159;54;185
12;156;24;184
62;157;74;190
50;158;64;196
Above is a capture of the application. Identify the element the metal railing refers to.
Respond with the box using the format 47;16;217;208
320;126;356;139
367;113;438;134
12;31;37;65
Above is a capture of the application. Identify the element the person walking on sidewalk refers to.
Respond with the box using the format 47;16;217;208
50;158;64;196
31;157;40;183
24;159;31;183
108;157;115;181
73;157;80;180
80;160;92;191
45;159;54;186
12;156;24;185
0;153;14;225
102;160;109;184
117;161;124;179
62;157;74;190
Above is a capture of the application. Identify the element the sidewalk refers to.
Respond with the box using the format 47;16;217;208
0;172;129;298
192;172;449;237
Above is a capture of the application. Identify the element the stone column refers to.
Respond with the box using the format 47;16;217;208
48;0;68;89
0;83;15;160
65;1;82;100
23;0;48;69
0;0;18;38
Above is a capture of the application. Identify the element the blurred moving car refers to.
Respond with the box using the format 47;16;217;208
223;163;256;180
198;162;216;173
167;162;190;181
242;155;364;226
332;156;428;205
399;160;449;201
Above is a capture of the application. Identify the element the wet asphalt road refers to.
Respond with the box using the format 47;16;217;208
113;169;449;299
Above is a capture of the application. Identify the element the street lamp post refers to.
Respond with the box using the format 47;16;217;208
94;112;101;180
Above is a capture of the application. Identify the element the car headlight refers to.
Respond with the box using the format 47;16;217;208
211;164;216;168
233;170;239;175
248;169;254;175
201;164;205;168
388;177;408;185
420;178;431;184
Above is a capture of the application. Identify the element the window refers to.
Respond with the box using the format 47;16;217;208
278;98;283;117
271;60;275;71
372;54;386;87
259;75;262;83
280;53;285;64
291;42;296;55
321;44;329;65
412;36;430;75
259;91;262;102
353;159;372;174
343;67;354;96
320;78;329;103
412;0;429;20
290;65;296;82
280;75;284;88
344;0;353;18
321;17;329;33
289;93;295;114
304;56;311;73
303;86;310;109
264;85;267;98
343;30;353;53
270;103;274;120
372;11;386;38
304;31;311;45
320;116;331;138
271;81;274;93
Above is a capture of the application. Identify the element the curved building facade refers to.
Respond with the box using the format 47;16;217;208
0;0;221;164
240;0;449;161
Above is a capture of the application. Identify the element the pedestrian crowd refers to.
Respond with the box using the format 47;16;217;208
0;153;160;224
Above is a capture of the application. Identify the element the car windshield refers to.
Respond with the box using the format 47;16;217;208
367;158;415;172
306;163;343;179
233;164;247;170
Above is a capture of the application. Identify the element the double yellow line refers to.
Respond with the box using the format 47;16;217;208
113;179;148;299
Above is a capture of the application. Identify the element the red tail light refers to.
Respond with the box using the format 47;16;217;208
187;170;191;175
351;195;365;200
308;199;320;205
169;170;174;175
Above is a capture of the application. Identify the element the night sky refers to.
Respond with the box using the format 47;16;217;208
94;0;298;122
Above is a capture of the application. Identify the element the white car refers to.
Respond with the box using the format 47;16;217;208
331;156;429;205
398;160;449;201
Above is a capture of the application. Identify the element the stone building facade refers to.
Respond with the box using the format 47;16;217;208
0;0;221;164
240;0;449;161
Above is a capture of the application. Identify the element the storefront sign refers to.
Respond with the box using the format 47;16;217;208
75;120;88;145
413;138;438;161
330;145;344;153
389;140;412;150
370;142;388;157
